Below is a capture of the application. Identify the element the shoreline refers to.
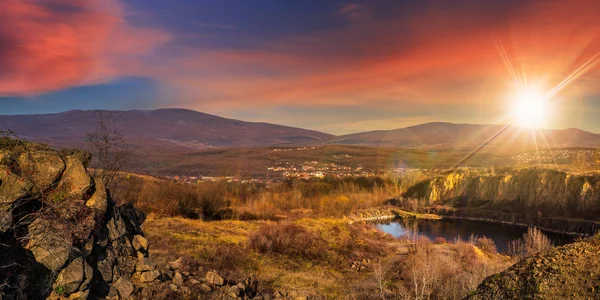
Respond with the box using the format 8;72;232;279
347;207;591;237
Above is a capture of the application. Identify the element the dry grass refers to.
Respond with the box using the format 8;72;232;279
143;216;394;298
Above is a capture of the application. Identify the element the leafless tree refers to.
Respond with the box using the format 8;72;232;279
86;111;132;191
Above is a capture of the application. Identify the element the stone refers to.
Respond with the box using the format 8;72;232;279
59;155;92;199
136;257;156;272
112;277;134;299
86;177;107;215
131;235;148;252
167;257;183;270
172;272;184;286
18;150;65;192
0;166;33;204
97;254;115;282
68;290;90;300
26;218;71;272
206;271;225;286
80;261;93;291
199;283;213;292
54;257;85;295
139;270;160;283
107;213;128;241
169;284;178;292
228;286;241;297
0;204;12;232
189;278;200;285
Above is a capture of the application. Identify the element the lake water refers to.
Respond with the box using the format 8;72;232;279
376;218;574;253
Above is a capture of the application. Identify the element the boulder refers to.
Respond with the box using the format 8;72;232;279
25;218;71;272
139;269;161;283
86;177;107;215
136;257;156;272
206;271;225;286
0;166;33;204
59;155;92;199
54;257;85;295
167;257;183;270
172;272;184;286
112;277;134;299
18;150;65;192
132;235;148;252
97;254;115;283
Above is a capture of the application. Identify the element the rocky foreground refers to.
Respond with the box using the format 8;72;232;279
0;140;267;299
469;234;600;299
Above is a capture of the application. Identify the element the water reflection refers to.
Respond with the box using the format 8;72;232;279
377;218;574;253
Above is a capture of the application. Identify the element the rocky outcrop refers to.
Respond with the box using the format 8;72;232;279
0;140;158;299
403;168;600;235
469;234;600;299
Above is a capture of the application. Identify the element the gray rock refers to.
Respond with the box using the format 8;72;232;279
97;254;115;282
26;218;71;272
112;277;134;299
54;257;85;295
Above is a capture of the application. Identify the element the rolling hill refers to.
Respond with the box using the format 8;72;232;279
330;122;600;153
0;108;334;150
2;109;600;176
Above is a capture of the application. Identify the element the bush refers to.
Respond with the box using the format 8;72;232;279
507;227;553;259
248;223;325;260
476;236;498;255
434;237;447;244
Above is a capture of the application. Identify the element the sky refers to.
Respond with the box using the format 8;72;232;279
1;0;600;134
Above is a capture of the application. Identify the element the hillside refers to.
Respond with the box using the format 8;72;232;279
0;109;334;150
331;122;600;153
469;234;600;299
402;167;600;234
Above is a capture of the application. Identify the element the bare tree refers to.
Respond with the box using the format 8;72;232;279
86;111;132;190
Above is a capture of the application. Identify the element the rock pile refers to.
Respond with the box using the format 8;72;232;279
159;257;264;299
0;140;157;299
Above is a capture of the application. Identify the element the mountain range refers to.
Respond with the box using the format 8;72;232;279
1;108;600;154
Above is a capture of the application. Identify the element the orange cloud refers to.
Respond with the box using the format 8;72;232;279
169;0;600;116
0;0;168;96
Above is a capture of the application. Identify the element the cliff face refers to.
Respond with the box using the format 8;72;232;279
469;234;600;299
403;168;600;234
0;139;157;299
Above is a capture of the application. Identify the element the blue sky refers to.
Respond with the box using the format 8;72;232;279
1;0;599;134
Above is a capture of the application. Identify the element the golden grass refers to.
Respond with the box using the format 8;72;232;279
143;215;393;298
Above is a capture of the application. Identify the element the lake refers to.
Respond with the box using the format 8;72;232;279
376;218;574;253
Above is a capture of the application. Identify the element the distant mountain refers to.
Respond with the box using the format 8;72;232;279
0;109;334;150
1;110;599;157
330;122;600;153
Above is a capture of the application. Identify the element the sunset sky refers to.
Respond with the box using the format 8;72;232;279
1;0;600;134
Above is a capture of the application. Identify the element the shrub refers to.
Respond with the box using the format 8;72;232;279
434;237;447;244
248;223;325;260
476;236;498;255
507;227;553;259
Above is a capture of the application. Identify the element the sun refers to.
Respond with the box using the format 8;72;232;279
511;88;550;128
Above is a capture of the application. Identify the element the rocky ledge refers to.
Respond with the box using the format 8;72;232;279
0;140;155;299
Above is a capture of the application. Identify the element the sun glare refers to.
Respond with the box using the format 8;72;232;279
511;88;549;128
